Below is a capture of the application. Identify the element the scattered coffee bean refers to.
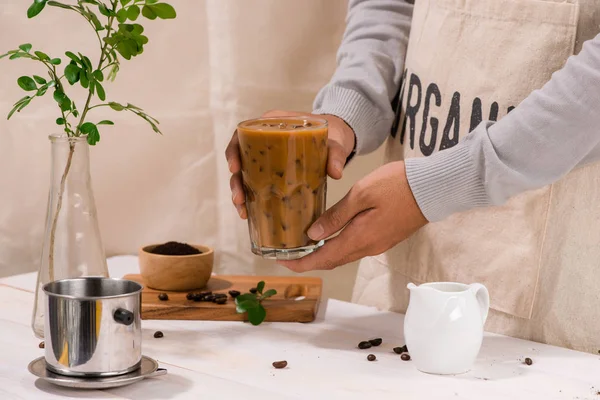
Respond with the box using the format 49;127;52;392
204;294;216;302
39;341;45;349
401;353;411;361
524;357;533;365
368;338;382;347
358;341;372;350
192;293;204;302
158;293;169;301
186;293;194;300
229;290;241;298
215;297;227;305
153;331;164;339
200;291;212;297
367;354;376;361
249;288;258;294
272;360;288;369
393;347;404;354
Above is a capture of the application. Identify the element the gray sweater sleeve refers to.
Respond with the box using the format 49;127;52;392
406;33;600;222
312;0;413;155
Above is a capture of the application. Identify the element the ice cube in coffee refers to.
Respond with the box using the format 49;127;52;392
237;117;328;260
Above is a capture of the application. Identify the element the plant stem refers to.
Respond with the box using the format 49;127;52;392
47;141;75;280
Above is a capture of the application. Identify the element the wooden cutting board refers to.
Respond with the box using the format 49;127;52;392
123;274;322;323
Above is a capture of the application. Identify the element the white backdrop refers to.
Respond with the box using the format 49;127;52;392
0;0;385;301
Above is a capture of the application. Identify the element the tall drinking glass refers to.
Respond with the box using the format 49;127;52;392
237;116;328;260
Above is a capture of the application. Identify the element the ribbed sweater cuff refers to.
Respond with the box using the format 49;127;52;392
312;86;381;155
405;143;491;222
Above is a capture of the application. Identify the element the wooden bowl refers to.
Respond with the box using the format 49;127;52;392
138;244;214;291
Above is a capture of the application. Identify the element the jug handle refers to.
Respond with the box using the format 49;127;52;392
469;283;490;325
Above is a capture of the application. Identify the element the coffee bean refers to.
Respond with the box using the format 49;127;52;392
249;288;258;294
393;347;404;354
158;293;169;301
154;331;164;339
401;353;411;361
186;293;194;300
229;290;241;298
368;338;382;347
215;297;227;305
204;294;216;302
192;293;203;302
214;293;227;298
524;357;533;365
358;341;372;350
367;354;376;361
39;341;45;349
199;291;212;297
272;360;287;369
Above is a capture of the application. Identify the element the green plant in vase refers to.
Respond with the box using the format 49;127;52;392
0;0;176;338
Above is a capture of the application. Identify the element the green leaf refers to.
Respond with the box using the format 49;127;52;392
109;102;124;111
19;43;32;53
120;0;132;5
108;63;119;81
36;86;48;96
235;293;258;304
34;51;49;61
116;8;128;23
98;3;112;16
149;3;176;19
47;1;72;10
80;122;100;145
78;53;92;71
53;89;66;104
17;76;37;91
235;299;258;313
256;281;265;295
65;51;81;65
64;64;80;84
261;289;277;300
141;5;157;20
50;58;61;65
80;70;89;88
27;1;47;18
95;81;106;101
93;69;104;82
56;117;65;125
7;97;31;120
97;120;114;125
247;305;267;326
127;5;140;20
33;75;47;85
87;9;104;30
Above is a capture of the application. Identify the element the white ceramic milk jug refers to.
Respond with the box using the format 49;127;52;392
404;282;490;375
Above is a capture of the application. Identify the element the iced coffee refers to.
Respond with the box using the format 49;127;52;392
237;116;328;260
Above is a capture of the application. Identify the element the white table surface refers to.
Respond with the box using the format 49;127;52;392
1;256;599;400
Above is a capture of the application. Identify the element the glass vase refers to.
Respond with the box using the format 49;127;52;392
31;134;109;339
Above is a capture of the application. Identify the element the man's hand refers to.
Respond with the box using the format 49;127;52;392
278;161;428;273
225;110;356;219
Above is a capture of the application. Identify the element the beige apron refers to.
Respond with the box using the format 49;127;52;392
352;0;600;354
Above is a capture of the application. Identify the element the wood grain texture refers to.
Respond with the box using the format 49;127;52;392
123;274;322;323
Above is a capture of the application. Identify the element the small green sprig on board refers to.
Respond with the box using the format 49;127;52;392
0;0;176;281
235;281;277;326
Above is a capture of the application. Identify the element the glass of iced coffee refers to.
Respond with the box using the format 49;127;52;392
237;116;328;260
